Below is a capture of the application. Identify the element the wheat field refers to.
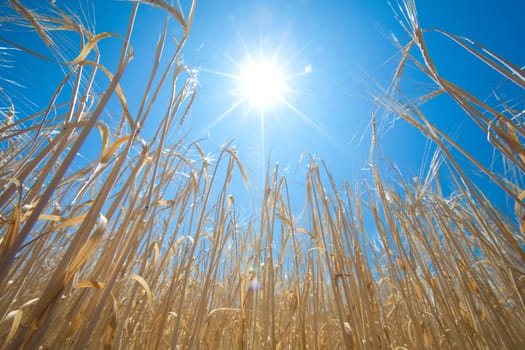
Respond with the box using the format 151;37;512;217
0;0;524;349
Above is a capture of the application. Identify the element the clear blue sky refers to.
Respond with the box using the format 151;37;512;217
2;0;524;215
176;0;523;213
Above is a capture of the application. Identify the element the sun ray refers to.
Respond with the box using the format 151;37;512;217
278;96;341;147
198;67;241;80
197;97;246;138
222;51;249;72
233;21;255;67
278;38;314;73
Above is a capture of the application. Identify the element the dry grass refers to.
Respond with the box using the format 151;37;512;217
0;0;524;349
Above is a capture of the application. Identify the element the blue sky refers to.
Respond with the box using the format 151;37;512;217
2;0;524;215
181;0;523;213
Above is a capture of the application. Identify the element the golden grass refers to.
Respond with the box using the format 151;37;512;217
0;0;524;349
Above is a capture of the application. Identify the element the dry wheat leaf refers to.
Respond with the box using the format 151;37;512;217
10;0;53;47
138;0;186;30
101;135;131;163
64;215;107;283
39;214;62;222
514;190;525;218
69;32;113;65
76;280;105;289
227;194;234;212
1;203;21;255
151;242;160;267
55;213;87;231
127;274;153;304
296;227;317;240
2;309;23;349
97;123;110;156
79;60;133;126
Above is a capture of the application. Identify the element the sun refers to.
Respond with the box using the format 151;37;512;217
239;61;286;109
198;44;333;147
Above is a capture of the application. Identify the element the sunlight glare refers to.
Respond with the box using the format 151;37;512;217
240;61;285;108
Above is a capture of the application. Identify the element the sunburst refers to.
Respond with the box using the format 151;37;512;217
198;35;338;179
239;60;286;109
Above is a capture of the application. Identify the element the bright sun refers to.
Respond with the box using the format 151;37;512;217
240;61;285;109
200;47;327;144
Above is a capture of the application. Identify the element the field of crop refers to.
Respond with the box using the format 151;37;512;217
0;0;524;349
